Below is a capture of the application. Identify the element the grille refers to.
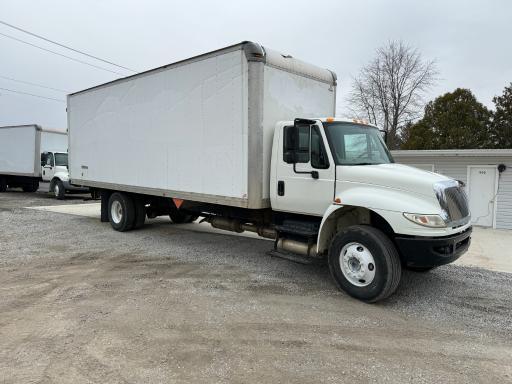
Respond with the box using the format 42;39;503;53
434;181;470;224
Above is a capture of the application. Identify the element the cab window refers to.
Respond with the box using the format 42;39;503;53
284;125;329;168
311;127;329;169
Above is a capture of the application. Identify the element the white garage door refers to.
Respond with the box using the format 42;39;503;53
467;166;498;227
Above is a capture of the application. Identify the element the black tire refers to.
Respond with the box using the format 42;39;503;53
406;266;437;273
169;210;198;224
133;198;146;229
108;192;135;232
53;180;65;199
0;176;7;192
328;225;402;303
22;181;39;193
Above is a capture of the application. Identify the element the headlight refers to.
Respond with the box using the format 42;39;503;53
403;213;447;228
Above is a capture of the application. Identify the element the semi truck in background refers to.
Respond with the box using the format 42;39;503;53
0;125;88;198
67;42;472;302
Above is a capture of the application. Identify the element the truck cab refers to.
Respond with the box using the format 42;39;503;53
41;151;89;199
269;117;471;300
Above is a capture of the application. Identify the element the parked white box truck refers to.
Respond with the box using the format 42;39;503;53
0;125;87;198
68;42;472;302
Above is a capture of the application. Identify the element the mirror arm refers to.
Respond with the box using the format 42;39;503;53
293;163;319;179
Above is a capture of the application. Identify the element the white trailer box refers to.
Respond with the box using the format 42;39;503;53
68;42;336;208
0;125;67;177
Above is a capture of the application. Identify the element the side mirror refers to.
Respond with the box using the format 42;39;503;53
285;118;317;164
284;125;299;163
283;151;296;164
40;152;48;167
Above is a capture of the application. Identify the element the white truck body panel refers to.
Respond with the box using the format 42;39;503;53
0;125;67;177
40;131;68;155
68;42;336;208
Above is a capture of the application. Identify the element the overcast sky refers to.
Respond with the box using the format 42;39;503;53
0;0;511;129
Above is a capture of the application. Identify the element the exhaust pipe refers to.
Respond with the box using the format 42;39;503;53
207;217;276;239
207;217;317;257
277;238;317;257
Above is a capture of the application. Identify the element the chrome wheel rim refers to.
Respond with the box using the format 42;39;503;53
339;242;376;287
111;200;123;224
54;184;60;197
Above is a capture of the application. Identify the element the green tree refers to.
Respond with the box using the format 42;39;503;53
401;88;492;149
490;83;512;148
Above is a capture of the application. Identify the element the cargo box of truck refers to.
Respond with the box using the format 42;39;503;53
0;125;67;177
68;42;337;208
0;125;68;192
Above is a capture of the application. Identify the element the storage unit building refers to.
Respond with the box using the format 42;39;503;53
391;149;512;229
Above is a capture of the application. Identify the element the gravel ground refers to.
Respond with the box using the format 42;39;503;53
0;190;511;383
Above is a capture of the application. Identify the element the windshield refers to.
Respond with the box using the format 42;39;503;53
323;122;393;165
54;153;68;167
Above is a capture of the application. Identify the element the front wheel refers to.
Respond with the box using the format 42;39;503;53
328;225;402;303
53;180;65;199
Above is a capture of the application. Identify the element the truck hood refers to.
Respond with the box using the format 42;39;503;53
337;163;450;198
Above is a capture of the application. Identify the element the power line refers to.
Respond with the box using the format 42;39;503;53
0;31;124;75
0;75;70;93
0;19;137;73
0;86;65;103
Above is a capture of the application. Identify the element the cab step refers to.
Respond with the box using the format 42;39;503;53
267;249;325;265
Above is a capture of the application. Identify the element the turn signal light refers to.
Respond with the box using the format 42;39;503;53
334;197;342;204
403;213;446;228
326;117;335;122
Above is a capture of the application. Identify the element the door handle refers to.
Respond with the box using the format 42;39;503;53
277;180;285;196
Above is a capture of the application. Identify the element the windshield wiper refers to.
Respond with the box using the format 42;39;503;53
350;162;376;165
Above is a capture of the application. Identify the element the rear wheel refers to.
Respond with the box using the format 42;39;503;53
108;192;135;232
328;225;402;303
0;176;7;192
169;210;198;224
53;180;65;199
22;180;39;193
133;198;146;229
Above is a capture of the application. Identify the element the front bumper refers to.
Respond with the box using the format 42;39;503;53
394;226;472;268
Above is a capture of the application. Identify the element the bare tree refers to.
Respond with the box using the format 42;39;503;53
348;41;438;149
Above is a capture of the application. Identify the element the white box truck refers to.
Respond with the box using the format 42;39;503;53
0;125;88;198
68;42;472;302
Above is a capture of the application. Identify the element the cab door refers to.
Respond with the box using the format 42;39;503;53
272;122;335;216
42;152;55;182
